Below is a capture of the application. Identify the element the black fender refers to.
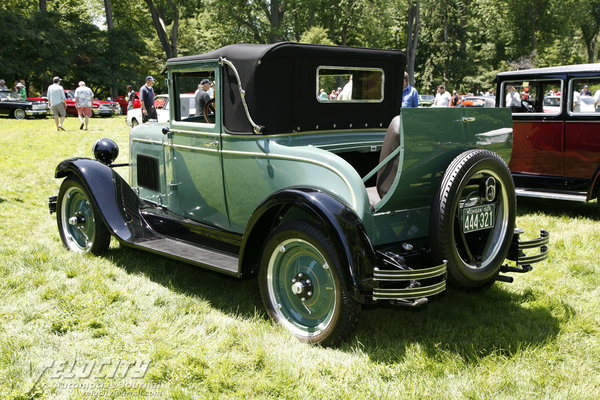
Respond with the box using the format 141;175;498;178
240;188;377;301
55;158;148;243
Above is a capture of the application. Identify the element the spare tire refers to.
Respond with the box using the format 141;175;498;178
430;149;516;288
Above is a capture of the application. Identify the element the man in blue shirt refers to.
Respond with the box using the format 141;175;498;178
401;71;419;108
139;76;157;123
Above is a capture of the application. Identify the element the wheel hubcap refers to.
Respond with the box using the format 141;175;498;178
267;238;336;337
61;187;95;252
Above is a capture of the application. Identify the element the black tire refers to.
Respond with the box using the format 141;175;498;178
430;149;516;288
56;176;111;255
258;220;360;346
13;108;25;120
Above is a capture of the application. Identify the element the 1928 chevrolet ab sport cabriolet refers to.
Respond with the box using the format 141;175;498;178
49;43;549;345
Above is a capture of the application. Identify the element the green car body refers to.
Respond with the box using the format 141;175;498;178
51;43;548;345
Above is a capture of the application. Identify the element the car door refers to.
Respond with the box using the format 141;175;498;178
164;65;230;229
501;79;564;177
564;76;600;180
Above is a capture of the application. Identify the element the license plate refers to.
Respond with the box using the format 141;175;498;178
462;204;495;233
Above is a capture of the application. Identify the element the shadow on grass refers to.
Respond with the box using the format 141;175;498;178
517;196;599;220
352;285;559;363
104;245;559;363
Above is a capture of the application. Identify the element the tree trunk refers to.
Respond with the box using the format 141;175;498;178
405;0;420;87
104;0;117;98
144;0;177;59
39;0;47;12
262;0;285;43
104;0;114;31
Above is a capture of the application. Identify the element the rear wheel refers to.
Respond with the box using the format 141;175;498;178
258;221;360;346
13;108;25;120
57;176;110;255
430;149;516;288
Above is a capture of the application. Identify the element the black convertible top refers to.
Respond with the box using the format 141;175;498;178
168;42;406;134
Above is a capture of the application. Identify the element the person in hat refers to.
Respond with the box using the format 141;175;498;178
195;78;212;118
47;76;67;131
15;82;26;100
139;75;157;123
74;81;94;130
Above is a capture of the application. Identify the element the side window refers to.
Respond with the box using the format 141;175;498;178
172;70;216;124
569;78;600;114
316;67;384;102
501;79;562;115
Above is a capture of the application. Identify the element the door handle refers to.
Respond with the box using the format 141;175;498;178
205;141;219;147
462;117;476;123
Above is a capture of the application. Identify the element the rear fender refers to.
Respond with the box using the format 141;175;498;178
55;158;147;243
240;188;377;301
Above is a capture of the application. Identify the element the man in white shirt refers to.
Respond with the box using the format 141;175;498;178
74;81;94;130
433;85;451;107
47;76;67;131
505;85;521;108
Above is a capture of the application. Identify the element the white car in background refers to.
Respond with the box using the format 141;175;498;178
127;94;196;126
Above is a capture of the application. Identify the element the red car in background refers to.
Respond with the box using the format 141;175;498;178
28;90;120;117
115;92;141;114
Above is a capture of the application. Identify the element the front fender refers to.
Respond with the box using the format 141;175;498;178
55;158;145;243
240;188;377;301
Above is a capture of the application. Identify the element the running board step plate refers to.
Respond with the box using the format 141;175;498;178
515;188;587;202
134;238;239;275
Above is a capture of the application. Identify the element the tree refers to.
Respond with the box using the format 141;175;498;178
406;0;420;86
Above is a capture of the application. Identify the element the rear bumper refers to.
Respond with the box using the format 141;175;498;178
370;251;447;306
25;109;48;116
499;229;549;279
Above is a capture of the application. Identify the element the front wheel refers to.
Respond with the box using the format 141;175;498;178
57;176;110;255
13;108;25;120
258;221;360;346
430;149;516;288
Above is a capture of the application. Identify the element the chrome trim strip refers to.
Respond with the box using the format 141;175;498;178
373;263;447;281
373;281;446;300
132;138;163;145
167;143;219;153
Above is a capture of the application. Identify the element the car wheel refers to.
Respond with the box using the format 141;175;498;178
57;176;110;255
430;149;516;288
13;108;25;120
258;220;360;346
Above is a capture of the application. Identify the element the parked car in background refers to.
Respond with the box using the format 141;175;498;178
458;96;487;107
0;89;49;119
418;94;434;107
496;63;600;205
50;42;548;346
115;92;141;114
34;90;120;117
126;93;196;126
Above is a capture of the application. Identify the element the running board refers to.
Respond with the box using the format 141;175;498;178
133;238;239;276
515;188;587;202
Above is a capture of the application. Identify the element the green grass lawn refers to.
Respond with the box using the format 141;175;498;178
1;116;599;399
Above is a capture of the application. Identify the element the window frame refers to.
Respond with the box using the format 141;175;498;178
315;66;385;103
500;78;564;117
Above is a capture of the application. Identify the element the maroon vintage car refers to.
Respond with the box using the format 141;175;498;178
30;90;120;117
115;92;141;114
496;64;600;205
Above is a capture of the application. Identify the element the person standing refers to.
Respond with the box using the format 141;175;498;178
139;76;157;123
401;71;419;108
74;81;94;130
0;79;8;90
433;85;451;107
47;76;67;131
195;79;212;117
505;85;521;108
15;82;26;100
451;90;459;107
126;85;137;110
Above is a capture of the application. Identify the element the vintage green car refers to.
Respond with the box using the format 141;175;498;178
49;43;548;345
